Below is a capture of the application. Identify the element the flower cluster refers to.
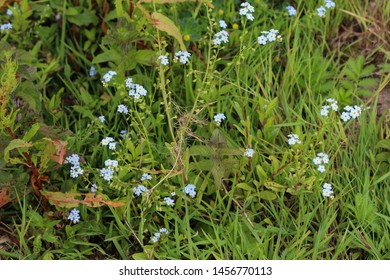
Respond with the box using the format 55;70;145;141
68;208;80;224
132;185;148;197
127;80;148;101
313;152;329;173
322;182;334;197
151;228;169;243
174;51;191;65
101;136;117;150
213;113;226;125
257;29;282;45
244;148;255;158
213;30;229;46
102;70;117;85
321;98;338;116
0;23;12;31
183;184;197;198
158;55;169;66
317;0;336;17
287;134;302;146
141;173;152;181
340;105;362;122
239;2;255;21
65;154;84;179
286;5;297;16
100;159;118;181
117;104;129;115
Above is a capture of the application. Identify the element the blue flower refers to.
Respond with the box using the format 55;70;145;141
89;66;97;77
68;208;80;224
117;104;129;114
164;197;175;206
325;0;336;9
183;184;197;198
0;23;12;31
213;30;229;46
317;6;326;17
286;5;297;16
174;51;191;65
133;185;148;196
213;113;226;125
141;173;152;181
128;84;147;100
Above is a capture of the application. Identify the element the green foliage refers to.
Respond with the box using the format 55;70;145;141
0;0;389;261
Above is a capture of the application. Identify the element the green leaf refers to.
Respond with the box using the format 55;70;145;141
258;191;277;200
67;10;98;26
188;145;211;156
264;181;287;192
4;139;32;162
236;183;253;191
134;50;156;66
42;231;58;243
360;65;375;77
376;140;390;150
23;123;40;142
132;252;149;260
358;78;377;88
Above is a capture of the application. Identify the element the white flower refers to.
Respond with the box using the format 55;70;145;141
323;182;332;190
321;106;330;116
213;113;226;125
117;104;129;114
98;115;105;123
317;165;326;173
341;112;351;122
258;35;268;45
158;55;169;66
219;20;227;29
244;148;254;158
330;102;338;111
313;157;322;165
322;188;333;197
108;142;117;150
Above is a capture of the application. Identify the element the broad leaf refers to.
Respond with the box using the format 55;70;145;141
41;190;125;208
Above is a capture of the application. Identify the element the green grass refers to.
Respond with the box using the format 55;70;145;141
0;0;389;260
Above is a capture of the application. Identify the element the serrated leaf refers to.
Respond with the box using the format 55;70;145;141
358;78;377;88
360;65;376;77
67;10;98;26
40;190;125;208
150;12;185;50
258;191;277;200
